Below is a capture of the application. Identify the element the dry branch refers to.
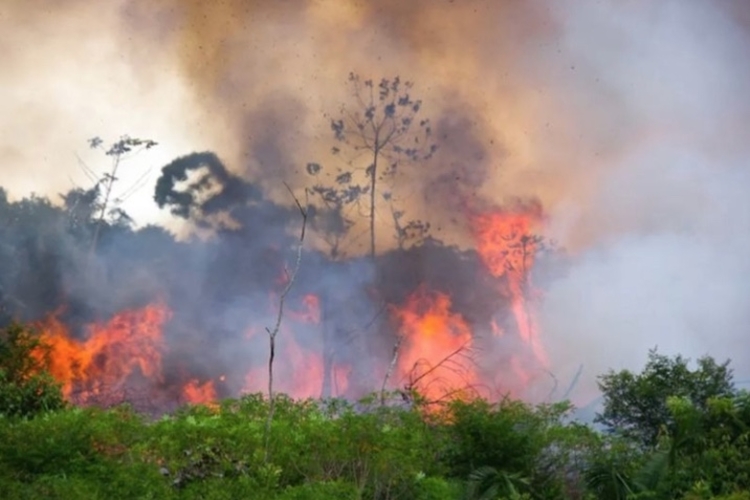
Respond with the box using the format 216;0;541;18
264;184;308;463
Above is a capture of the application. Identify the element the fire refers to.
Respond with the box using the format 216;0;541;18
25;205;551;410
37;303;170;405
182;379;218;405
470;205;549;375
391;286;477;402
288;294;321;324
243;291;349;399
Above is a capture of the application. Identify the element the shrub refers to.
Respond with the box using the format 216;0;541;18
0;322;65;417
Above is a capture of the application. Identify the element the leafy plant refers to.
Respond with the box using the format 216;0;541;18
595;349;735;449
0;322;65;418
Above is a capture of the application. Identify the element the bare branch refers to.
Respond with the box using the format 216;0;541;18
263;187;308;463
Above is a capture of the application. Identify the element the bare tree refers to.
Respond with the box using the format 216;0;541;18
380;336;404;405
305;74;437;401
308;73;437;260
264;185;308;463
86;135;157;253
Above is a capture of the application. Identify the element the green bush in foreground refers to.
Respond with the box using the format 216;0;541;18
1;321;750;500
0;322;65;418
0;389;749;499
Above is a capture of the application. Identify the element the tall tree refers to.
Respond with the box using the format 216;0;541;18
87;135;157;253
308;73;437;260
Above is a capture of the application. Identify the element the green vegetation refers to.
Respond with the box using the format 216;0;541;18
0;322;65;418
1;323;749;499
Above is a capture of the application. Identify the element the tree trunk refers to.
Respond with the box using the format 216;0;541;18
369;149;378;260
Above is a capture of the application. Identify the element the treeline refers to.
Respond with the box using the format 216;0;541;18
1;323;749;499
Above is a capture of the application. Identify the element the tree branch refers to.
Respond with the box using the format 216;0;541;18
264;184;308;463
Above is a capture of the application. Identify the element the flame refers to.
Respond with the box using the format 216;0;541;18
182;379;218;405
37;303;170;405
28;209;551;409
288;294;321;323
243;292;350;399
390;286;477;401
470;206;549;378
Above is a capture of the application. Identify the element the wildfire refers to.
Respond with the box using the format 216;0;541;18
287;294;321;324
391;286;477;402
182;379;218;405
37;303;170;405
470;205;549;377
27;205;551;410
243;292;350;399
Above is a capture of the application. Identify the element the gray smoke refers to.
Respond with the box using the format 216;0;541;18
538;1;750;404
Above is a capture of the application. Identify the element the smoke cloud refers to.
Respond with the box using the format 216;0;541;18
1;0;749;407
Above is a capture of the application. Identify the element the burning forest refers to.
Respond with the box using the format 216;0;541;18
2;0;750;415
0;138;564;413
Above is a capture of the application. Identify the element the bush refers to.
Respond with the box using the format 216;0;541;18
0;322;65;417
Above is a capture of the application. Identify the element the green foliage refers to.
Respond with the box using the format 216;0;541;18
656;393;750;497
582;435;643;500
465;466;530;500
0;322;65;417
410;476;462;500
595;349;735;448
277;481;359;499
439;398;581;499
0;345;749;499
442;398;542;479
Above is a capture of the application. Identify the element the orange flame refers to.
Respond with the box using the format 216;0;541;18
471;206;549;376
182;379;218;405
37;303;170;404
287;294;321;323
391;286;477;401
243;292;350;399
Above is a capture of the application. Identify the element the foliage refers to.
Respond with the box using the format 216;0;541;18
0;322;65;417
0;366;749;499
595;349;735;448
656;393;750;497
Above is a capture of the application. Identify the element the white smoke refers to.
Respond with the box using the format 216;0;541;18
539;1;750;404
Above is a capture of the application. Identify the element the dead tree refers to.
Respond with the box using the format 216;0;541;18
310;73;437;260
86;135;157;253
264;185;308;463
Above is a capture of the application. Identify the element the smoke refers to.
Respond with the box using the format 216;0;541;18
538;1;750;402
1;0;749;406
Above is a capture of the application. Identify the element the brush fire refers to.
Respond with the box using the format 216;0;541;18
23;203;550;413
5;1;747;415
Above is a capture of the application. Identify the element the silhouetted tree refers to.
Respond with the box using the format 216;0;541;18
307;73;437;260
87;135;157;253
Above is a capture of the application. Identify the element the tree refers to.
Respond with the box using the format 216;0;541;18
307;73;437;260
305;74;438;401
264;187;307;463
595;349;735;449
86;135;157;253
666;391;750;496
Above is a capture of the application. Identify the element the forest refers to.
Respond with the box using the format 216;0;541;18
0;76;748;499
